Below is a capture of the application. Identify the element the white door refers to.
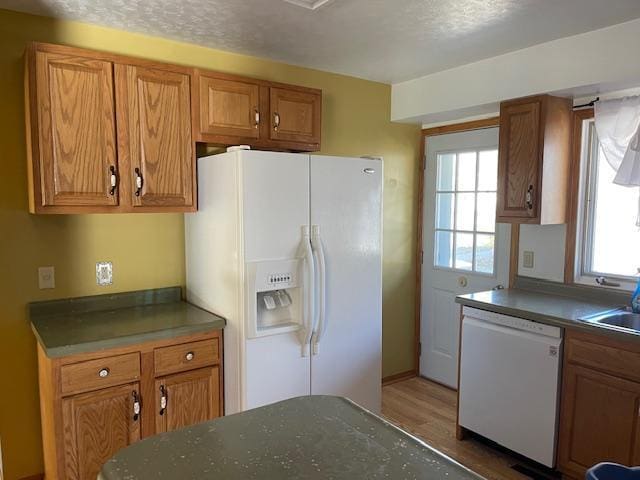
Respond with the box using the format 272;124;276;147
420;128;510;388
309;155;383;413
240;151;312;410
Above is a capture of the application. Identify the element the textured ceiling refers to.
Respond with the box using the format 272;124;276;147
3;0;640;83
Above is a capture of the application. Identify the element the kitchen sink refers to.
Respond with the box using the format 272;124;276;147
582;309;640;333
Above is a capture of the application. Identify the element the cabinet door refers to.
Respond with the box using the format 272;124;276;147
269;87;321;144
558;364;640;478
35;51;118;207
116;65;194;209
496;99;541;220
198;75;260;139
155;366;220;433
62;382;141;480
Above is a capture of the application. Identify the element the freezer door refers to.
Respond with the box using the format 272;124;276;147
241;151;310;262
309;155;383;412
240;151;312;412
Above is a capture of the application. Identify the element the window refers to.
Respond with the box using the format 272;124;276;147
575;119;640;289
433;149;498;275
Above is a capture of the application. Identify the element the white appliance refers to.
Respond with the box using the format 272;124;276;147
458;306;562;467
185;150;382;415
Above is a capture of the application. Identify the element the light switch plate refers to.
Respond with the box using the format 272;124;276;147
38;266;55;289
523;251;535;269
96;262;113;286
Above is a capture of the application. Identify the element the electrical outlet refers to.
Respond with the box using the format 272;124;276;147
96;262;113;286
38;266;55;289
523;251;535;269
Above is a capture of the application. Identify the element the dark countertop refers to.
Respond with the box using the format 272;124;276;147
30;287;225;358
99;395;483;480
456;288;638;341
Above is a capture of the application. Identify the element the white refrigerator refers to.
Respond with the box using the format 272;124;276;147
185;150;382;415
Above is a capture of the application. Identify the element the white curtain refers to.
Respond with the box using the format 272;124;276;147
594;96;640;226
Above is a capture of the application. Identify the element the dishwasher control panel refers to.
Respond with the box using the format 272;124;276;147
462;307;562;338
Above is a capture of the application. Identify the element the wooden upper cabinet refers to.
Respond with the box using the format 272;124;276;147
62;383;141;480
195;73;260;141
269;87;322;145
27;49;119;211
116;64;195;210
155;366;221;434
496;95;571;224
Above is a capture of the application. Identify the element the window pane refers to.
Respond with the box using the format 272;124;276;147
457;152;477;191
436;193;455;230
455;193;475;231
589;146;640;277
475;234;495;274
476;192;496;233
454;232;474;271
435;231;453;268
436;153;456;191
478;150;498;191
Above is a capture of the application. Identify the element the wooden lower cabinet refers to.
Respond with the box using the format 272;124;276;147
155;366;221;433
558;330;640;478
62;383;141;480
37;330;223;480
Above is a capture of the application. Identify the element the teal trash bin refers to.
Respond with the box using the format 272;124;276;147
586;463;640;480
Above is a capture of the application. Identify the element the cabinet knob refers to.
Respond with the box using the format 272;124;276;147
525;185;534;210
185;351;195;361
159;385;168;416
134;168;144;197
109;166;118;196
132;390;141;421
274;112;280;131
98;368;110;378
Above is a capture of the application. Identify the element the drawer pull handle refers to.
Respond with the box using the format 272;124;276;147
109;166;118;196
132;391;141;421
135;168;144;197
159;385;167;416
185;351;195;361
274;112;280;131
254;109;260;127
98;368;110;378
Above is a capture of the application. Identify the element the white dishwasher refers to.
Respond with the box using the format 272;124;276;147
458;306;562;467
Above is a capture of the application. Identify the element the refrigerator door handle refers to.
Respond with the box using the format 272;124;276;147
311;225;327;355
298;226;315;357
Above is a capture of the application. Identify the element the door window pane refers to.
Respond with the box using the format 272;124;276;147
475;234;495;274
476;192;496;233
457;152;476;191
478;150;498;191
436;193;455;230
454;233;474;270
436;153;456;191
433;147;498;275
455;193;475;231
435;231;453;268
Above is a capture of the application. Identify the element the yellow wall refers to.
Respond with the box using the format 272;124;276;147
0;8;420;479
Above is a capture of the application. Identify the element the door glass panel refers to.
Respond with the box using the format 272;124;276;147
436;153;456;191
455;193;475;231
433;148;498;275
456;152;476;191
478;150;498;191
435;231;453;268
454;233;474;270
476;192;496;233
436;193;455;230
475;234;495;274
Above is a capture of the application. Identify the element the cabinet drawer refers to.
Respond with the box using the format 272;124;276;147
61;353;140;396
154;338;219;377
566;335;640;383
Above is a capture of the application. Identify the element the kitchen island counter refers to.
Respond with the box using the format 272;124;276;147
99;395;483;480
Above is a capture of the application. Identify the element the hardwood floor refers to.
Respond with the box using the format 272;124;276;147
382;377;530;480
